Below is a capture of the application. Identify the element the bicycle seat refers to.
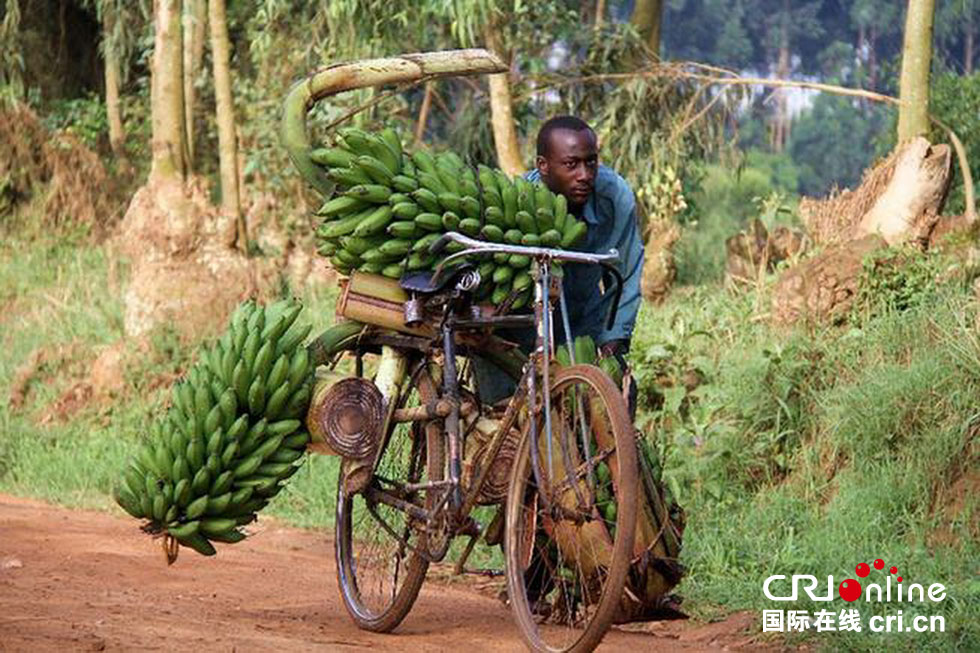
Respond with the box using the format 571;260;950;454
400;263;475;295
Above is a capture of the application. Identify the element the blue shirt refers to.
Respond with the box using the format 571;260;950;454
525;165;644;346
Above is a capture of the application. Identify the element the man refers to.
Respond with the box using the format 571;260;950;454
526;115;644;365
473;115;643;410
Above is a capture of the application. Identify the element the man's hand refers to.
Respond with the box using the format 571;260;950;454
598;339;629;359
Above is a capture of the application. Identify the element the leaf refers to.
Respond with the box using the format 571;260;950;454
663;385;686;417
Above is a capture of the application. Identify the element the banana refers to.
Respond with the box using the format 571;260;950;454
205;492;232;515
252;341;274;383
281;431;310;450
553;193;568;232
206;427;224;456
516;210;537;235
275;323;312;358
337;127;373;154
352;205;394;237
326;166;372;188
220;440;240;468
412;188;441;213
436;163;462;195
207;529;246;544
200;517;238;537
190;469;211;502
391;175;419;193
203;405;223;440
392;202;420;220
287;349;310;390
387;220;418;239
168;519;201;539
438;192;463;214
561;220;588;248
263;383;291;421
414;212;442;232
460;196;481;221
252;434;286;463
317;194;366;218
173;478;192;507
418;171;448;195
344;184;392;204
233;454;263;479
411;149;437;174
177;531;217;556
247;376;266;415
535;183;554;213
354;155;394;185
460;178;480;200
310;147;355;169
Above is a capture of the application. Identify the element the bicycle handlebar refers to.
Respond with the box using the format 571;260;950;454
430;232;625;331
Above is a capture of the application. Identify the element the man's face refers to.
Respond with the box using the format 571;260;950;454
536;128;599;207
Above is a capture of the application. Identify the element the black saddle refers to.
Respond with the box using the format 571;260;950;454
399;263;475;295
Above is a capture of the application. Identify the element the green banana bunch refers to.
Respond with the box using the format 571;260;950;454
113;298;314;558
310;127;589;311
554;335;625;387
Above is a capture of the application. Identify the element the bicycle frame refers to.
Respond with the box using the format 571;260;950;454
353;233;624;564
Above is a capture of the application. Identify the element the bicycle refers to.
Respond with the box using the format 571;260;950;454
282;50;643;651
307;231;639;652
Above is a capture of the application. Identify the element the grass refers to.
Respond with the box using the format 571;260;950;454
1;230;978;651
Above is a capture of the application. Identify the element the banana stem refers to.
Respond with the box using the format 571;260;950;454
281;49;507;196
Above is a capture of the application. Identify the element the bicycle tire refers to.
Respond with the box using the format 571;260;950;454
335;352;445;632
504;364;638;653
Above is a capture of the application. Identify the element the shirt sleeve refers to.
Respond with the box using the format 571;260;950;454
594;180;644;347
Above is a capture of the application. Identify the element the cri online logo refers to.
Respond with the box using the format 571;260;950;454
763;559;947;603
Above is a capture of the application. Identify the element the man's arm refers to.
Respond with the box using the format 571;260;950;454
594;186;644;350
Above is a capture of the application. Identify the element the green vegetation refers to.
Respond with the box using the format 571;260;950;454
2;220;976;649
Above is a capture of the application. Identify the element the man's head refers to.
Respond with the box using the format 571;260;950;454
535;116;599;207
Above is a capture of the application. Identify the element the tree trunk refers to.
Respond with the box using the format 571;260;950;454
595;0;606;30
484;25;524;176
208;0;244;249
869;23;878;90
966;15;975;74
897;0;936;143
772;23;791;153
182;0;206;169
630;0;663;57
150;0;188;181
102;22;127;165
415;81;433;143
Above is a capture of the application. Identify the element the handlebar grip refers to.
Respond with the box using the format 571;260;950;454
428;232;455;255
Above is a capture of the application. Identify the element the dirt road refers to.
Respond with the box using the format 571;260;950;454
0;495;757;651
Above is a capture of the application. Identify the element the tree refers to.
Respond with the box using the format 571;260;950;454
850;0;901;90
484;18;523;175
150;0;188;181
182;0;206;168
897;0;937;142
101;9;127;163
631;0;664;57
936;0;977;74
208;0;243;247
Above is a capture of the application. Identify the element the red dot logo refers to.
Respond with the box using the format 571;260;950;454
898;576;903;582
874;559;884;570
838;579;862;602
890;566;898;574
855;562;870;578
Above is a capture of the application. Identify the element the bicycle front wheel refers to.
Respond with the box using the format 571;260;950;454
335;358;445;632
505;364;638;653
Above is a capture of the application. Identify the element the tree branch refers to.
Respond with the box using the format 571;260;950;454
519;62;976;225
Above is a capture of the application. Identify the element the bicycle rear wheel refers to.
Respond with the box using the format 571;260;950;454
335;356;445;632
505;364;638;653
